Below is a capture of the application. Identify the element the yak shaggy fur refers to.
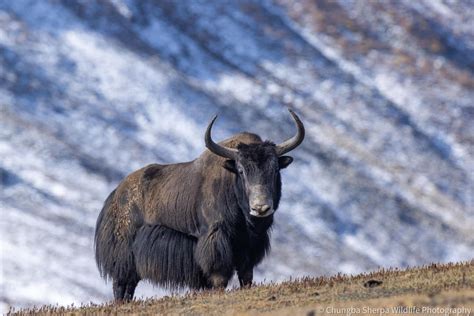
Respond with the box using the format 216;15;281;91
95;132;284;299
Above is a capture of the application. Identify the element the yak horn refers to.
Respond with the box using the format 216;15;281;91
275;109;305;156
205;115;239;159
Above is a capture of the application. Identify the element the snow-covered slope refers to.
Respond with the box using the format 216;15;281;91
1;0;473;311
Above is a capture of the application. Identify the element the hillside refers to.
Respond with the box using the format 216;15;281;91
9;261;474;315
1;0;473;310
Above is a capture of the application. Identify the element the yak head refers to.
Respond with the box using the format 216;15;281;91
205;109;305;218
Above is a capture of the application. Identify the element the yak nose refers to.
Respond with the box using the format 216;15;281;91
251;204;271;214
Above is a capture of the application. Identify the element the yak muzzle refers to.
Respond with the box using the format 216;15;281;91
250;204;273;217
249;185;274;217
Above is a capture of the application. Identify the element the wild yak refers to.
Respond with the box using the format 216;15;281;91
95;109;305;300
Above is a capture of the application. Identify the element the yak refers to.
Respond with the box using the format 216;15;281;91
95;109;305;301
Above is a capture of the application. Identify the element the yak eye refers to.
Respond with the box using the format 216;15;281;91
238;169;244;175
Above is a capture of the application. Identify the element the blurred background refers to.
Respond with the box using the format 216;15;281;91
0;0;473;312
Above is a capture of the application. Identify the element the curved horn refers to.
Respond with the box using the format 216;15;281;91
275;109;305;156
205;115;238;159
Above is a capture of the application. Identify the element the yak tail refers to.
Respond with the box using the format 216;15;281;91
133;224;207;290
94;189;137;282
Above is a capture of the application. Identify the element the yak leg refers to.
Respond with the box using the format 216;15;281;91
236;254;253;288
113;275;140;301
113;279;126;301
124;278;139;301
195;223;233;289
237;268;253;288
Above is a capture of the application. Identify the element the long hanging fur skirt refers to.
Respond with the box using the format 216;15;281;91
133;224;209;289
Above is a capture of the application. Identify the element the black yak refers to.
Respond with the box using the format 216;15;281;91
95;109;305;300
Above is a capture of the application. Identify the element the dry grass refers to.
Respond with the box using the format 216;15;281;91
10;261;473;315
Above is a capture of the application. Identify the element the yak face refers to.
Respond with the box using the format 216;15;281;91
223;142;293;217
205;109;305;217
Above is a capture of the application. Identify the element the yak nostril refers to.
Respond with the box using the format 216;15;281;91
252;204;271;214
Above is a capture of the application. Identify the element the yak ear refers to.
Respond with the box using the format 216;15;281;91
278;156;293;169
223;160;237;173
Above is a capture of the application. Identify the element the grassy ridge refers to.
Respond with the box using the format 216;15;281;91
10;261;473;315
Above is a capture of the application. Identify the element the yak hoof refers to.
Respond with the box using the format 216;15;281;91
113;278;139;301
238;270;253;288
209;273;228;289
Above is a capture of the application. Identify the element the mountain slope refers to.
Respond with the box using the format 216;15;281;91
1;0;473;310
